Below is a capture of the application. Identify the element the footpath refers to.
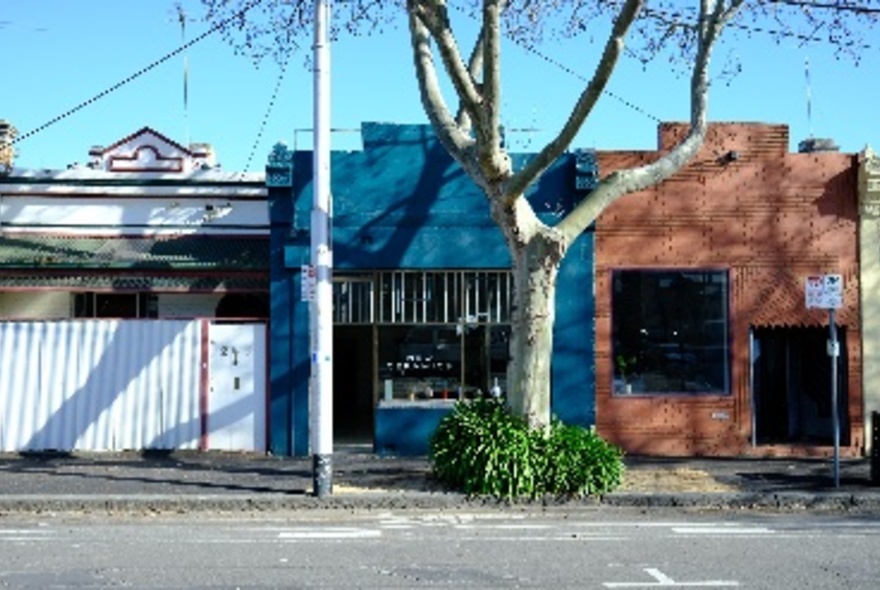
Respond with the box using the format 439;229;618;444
0;447;878;514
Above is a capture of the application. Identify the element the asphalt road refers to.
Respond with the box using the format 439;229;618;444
0;509;877;588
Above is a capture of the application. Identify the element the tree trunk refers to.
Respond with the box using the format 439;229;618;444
495;198;566;431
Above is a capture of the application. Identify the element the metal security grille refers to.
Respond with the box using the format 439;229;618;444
333;270;513;325
332;275;375;324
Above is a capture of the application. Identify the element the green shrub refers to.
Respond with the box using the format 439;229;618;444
429;398;625;499
428;397;538;497
537;421;625;496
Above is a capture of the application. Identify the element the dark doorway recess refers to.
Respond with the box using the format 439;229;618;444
752;326;848;445
333;325;374;444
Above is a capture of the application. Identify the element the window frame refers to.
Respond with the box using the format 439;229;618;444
73;292;158;319
610;267;731;397
333;270;512;401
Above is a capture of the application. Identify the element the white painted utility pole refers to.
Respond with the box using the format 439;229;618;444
311;0;333;498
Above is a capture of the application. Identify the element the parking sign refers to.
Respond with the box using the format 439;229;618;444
805;274;842;309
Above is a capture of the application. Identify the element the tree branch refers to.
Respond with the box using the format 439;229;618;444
411;1;484;131
477;0;503;159
456;23;486;134
505;0;644;205
556;0;741;243
406;2;475;164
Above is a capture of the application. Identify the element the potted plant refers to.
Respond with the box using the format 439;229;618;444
615;354;637;394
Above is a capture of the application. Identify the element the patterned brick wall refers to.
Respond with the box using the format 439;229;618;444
594;123;861;457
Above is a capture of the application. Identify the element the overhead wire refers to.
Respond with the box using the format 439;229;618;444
502;32;664;123
448;1;879;127
7;1;877;162
765;0;880;14
3;0;266;150
242;48;295;174
446;3;663;123
642;5;877;52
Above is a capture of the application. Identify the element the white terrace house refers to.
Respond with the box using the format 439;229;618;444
0;126;270;452
0;126;268;319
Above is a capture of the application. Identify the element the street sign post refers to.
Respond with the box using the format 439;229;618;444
805;274;842;488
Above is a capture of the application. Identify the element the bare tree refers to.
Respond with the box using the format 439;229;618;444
202;0;878;430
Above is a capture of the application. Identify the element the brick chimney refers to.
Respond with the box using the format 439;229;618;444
0;120;16;172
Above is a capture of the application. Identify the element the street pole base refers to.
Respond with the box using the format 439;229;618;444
312;453;333;498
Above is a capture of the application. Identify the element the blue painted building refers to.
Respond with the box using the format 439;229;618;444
267;123;597;456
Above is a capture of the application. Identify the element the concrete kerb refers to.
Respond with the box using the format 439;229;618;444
1;491;879;515
599;491;880;512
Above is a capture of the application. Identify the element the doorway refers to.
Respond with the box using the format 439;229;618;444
751;326;848;445
333;325;374;443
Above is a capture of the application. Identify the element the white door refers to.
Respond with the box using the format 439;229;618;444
207;323;266;451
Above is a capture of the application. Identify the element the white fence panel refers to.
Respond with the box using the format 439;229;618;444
0;320;202;451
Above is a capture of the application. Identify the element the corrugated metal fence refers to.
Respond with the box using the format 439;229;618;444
0;320;266;452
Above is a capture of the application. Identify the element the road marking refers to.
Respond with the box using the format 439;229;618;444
671;527;772;535
455;524;552;530
277;527;381;540
0;529;53;542
451;535;628;542
604;567;739;588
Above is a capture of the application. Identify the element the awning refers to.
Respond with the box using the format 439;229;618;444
0;235;268;271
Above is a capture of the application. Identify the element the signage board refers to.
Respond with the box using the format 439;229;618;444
805;274;842;310
301;264;316;302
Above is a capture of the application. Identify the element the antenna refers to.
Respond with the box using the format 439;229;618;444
171;3;196;146
804;56;814;139
798;19;825;142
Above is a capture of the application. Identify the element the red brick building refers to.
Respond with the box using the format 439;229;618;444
594;123;862;457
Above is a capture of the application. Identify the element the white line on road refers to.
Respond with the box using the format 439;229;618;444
454;524;552;530
604;567;740;588
0;529;54;542
277;528;381;540
671;527;773;535
443;535;630;542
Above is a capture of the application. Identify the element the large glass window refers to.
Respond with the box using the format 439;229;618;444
334;270;512;401
377;324;510;400
611;269;730;395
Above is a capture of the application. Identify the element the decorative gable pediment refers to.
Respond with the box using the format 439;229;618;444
89;127;215;173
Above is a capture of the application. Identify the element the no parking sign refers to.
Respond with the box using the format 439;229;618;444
805;274;842;309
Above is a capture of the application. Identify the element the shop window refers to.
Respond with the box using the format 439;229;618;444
611;269;730;395
334;270;512;401
74;292;158;318
377;324;510;400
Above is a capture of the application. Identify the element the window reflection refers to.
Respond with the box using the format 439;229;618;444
611;270;730;394
335;270;513;403
378;324;509;401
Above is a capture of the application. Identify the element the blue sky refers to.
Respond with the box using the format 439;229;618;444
1;1;878;173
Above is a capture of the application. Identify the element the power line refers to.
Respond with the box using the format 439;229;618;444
766;0;880;14
447;4;664;123
508;36;663;123
449;2;879;129
242;49;295;174
643;6;877;52
4;0;265;149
